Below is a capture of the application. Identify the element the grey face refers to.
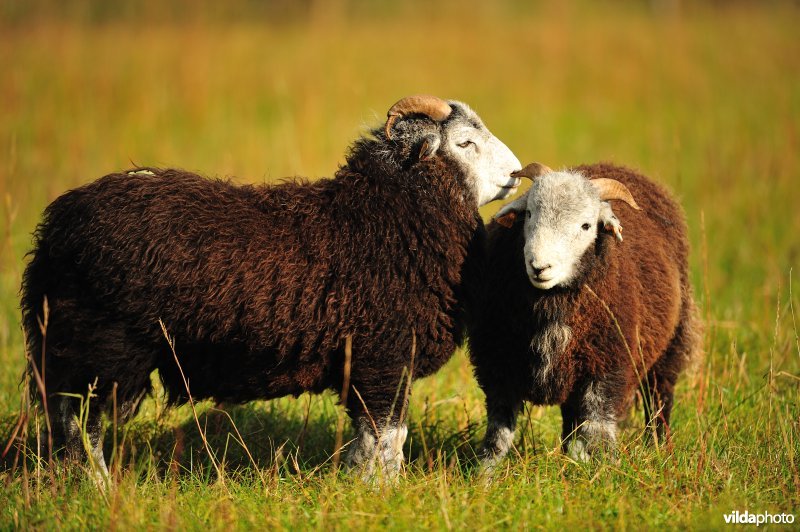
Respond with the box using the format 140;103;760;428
522;173;601;289
494;171;623;290
388;101;522;206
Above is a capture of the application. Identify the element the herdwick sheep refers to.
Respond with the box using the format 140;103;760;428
467;162;699;469
21;95;522;480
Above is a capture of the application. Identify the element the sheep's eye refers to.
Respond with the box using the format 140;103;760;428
457;140;475;149
526;210;531;219
581;223;591;231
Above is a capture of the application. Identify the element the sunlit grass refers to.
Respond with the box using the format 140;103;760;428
1;1;799;529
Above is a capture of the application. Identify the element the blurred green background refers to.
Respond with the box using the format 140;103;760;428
1;1;798;529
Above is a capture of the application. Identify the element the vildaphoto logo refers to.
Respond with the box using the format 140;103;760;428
723;510;795;526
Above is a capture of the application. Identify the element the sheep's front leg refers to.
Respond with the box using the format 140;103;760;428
562;381;619;462
343;374;411;481
479;397;521;474
345;417;407;481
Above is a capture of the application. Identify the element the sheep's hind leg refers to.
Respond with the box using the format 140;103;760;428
85;410;109;486
643;362;679;443
644;308;696;443
48;396;82;463
48;395;109;485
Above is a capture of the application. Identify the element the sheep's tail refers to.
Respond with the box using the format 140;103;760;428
681;288;705;378
19;222;57;407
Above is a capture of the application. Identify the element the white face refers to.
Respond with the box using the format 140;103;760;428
519;172;602;290
443;102;522;206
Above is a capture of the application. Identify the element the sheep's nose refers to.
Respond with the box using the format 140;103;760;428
530;263;551;276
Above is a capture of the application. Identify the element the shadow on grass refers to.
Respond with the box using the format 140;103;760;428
1;396;487;480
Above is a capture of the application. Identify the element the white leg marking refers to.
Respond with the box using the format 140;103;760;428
59;399;109;490
568;382;619;461
376;425;407;476
344;419;377;468
568;420;617;462
88;432;110;490
345;419;407;481
567;437;590;462
481;423;514;464
479;420;515;481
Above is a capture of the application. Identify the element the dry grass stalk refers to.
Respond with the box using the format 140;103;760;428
331;335;352;470
159;319;225;486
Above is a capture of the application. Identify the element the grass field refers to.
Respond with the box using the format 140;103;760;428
1;1;799;529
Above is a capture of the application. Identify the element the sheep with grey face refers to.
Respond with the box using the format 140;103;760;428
467;163;699;469
21;95;522;481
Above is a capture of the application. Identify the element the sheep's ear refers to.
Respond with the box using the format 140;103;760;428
599;201;624;242
418;134;441;160
493;192;529;229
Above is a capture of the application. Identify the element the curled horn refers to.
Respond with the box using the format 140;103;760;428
511;162;553;180
590;178;641;210
385;94;452;140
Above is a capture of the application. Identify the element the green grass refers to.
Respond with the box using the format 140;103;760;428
1;2;799;529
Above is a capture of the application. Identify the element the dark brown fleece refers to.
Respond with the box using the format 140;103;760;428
468;163;699;440
21;132;483;447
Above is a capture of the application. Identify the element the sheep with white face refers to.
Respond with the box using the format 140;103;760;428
469;162;699;474
496;163;638;289
385;95;523;206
